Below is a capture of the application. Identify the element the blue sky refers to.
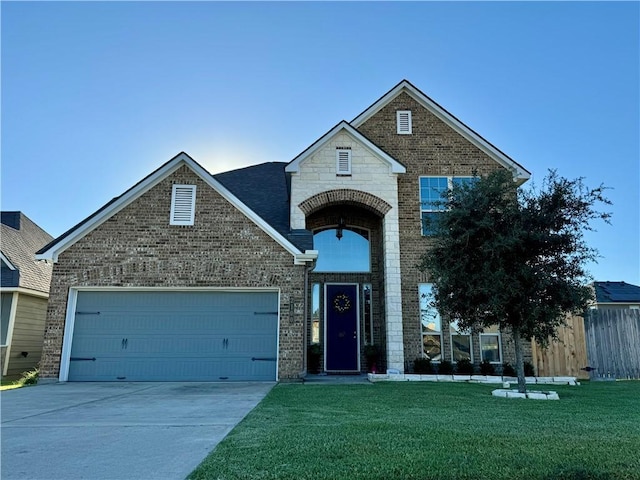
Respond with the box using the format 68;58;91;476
2;1;638;284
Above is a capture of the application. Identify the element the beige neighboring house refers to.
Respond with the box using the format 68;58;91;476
1;212;53;379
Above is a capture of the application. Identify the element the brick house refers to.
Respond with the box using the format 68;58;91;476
37;80;531;382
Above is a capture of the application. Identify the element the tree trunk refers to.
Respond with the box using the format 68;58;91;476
512;325;527;393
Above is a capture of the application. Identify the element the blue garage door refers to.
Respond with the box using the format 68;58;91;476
68;291;278;382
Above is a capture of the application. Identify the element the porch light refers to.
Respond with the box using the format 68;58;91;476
336;217;346;240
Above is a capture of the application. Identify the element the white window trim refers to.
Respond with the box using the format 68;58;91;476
362;283;374;346
397;110;412;134
170;184;196;226
450;321;473;363
419;283;443;362
479;332;503;364
419;176;475;236
336;149;352;175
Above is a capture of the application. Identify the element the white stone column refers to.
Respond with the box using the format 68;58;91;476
383;210;405;372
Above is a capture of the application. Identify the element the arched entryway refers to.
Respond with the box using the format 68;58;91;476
303;191;390;374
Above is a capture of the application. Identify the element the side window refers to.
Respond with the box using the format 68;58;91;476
480;325;502;364
311;284;321;344
170;184;196;226
419;284;442;361
363;284;373;345
450;320;472;363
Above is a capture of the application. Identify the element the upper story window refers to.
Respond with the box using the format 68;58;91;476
336;148;352;175
312;226;370;272
420;176;475;235
397;110;412;134
170;184;196;226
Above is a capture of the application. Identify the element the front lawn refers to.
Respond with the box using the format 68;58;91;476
189;381;640;480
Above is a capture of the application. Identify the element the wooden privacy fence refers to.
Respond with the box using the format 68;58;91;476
531;314;590;380
584;308;640;380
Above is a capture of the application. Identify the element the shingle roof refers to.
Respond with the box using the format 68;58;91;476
593;281;640;304
1;212;53;293
214;162;313;251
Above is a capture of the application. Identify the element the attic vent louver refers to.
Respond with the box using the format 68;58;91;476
170;184;196;225
336;149;352;175
397;110;412;134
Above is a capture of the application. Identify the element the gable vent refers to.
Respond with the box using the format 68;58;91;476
170;184;196;225
336;149;352;175
397;110;412;134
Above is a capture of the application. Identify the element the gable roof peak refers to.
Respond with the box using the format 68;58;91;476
285;120;405;174
37;152;315;262
352;80;531;182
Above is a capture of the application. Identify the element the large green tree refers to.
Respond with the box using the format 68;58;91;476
419;169;610;392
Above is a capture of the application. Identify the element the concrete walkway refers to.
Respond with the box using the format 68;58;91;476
1;382;273;480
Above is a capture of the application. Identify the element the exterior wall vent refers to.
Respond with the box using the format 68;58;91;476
170;184;196;225
397;110;412;134
336;149;352;175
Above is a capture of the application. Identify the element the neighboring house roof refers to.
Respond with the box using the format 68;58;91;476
285;120;406;174
36;153;316;264
351;79;531;182
593;281;640;304
1;212;54;293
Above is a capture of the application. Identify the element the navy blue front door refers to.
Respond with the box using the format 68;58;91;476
325;284;359;372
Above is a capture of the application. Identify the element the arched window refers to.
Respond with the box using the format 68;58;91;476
312;227;370;272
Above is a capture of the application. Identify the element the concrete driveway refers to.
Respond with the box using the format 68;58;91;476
1;382;274;480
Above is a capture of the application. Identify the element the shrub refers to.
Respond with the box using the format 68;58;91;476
524;361;536;377
18;368;39;386
438;360;454;375
455;358;474;374
364;345;381;373
502;363;517;377
414;358;433;374
480;360;495;375
307;344;322;374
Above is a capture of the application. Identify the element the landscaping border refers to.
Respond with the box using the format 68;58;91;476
368;373;579;386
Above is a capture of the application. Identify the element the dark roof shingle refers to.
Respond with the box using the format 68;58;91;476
594;281;640;304
1;212;53;293
214;162;312;251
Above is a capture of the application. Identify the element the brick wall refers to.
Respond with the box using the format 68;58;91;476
41;165;307;380
357;91;530;367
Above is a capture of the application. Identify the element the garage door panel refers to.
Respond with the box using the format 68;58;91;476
68;291;278;382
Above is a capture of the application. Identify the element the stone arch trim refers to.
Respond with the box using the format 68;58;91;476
298;189;392;217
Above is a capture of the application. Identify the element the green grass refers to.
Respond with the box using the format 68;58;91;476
0;380;22;391
188;381;640;480
0;368;38;390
